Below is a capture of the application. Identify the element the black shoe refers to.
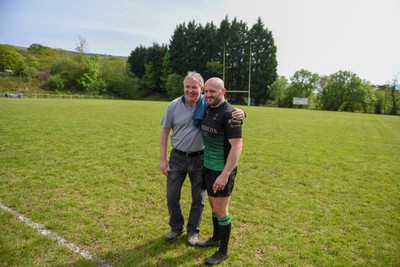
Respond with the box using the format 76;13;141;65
165;230;184;243
204;251;229;265
196;238;221;247
187;234;198;246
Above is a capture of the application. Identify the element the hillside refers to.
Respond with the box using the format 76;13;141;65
0;43;135;98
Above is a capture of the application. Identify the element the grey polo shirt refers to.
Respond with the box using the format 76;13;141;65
161;96;204;152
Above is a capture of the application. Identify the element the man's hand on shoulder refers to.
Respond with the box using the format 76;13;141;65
231;108;246;120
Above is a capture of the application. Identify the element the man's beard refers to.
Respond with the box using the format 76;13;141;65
207;92;223;107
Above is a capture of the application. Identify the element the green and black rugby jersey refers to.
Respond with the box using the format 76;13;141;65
202;101;242;171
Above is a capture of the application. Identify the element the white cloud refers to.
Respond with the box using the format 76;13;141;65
1;0;399;84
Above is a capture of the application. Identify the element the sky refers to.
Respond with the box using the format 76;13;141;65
1;0;399;85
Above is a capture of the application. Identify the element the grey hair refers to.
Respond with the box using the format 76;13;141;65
183;71;204;87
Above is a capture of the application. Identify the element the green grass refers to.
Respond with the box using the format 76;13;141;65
0;98;399;266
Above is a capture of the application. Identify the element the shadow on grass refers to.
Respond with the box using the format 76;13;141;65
60;235;213;267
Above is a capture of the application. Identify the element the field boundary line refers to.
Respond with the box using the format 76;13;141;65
0;202;112;267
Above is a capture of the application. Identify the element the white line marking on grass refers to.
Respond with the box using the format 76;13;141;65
0;203;113;267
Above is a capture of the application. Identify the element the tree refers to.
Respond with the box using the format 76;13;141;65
268;75;289;107
25;55;40;69
248;17;278;105
217;16;232;76
46;74;64;91
146;43;168;93
290;69;319;97
160;51;172;94
169;24;187;76
96;55;141;99
99;56;129;96
128;43;167;95
50;56;82;90
169;20;218;78
221;17;249;102
27;43;57;56
26;43;58;70
282;69;319;108
51;57;73;76
119;75;141;99
131;17;277;101
358;81;376;113
183;21;203;74
200;22;219;78
388;75;399;115
374;89;386;114
320;70;375;112
315;75;330;109
128;45;147;78
140;62;157;97
75;35;88;54
205;61;223;78
77;55;100;93
165;73;184;100
0;44;27;75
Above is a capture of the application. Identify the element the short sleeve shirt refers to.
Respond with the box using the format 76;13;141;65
161;96;204;152
202;101;242;171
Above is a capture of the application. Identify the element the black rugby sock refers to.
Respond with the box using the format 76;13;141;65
211;212;220;240
218;214;231;255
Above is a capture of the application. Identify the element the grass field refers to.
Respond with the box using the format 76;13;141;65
0;98;399;266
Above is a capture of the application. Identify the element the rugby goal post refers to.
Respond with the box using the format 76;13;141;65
223;44;252;106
